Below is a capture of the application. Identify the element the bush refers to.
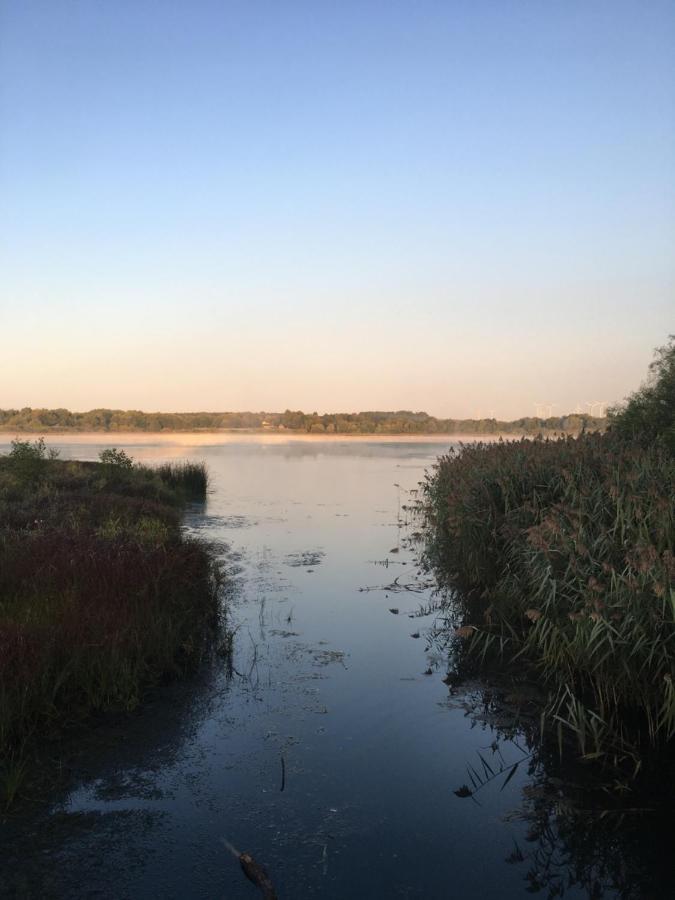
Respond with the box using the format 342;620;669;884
10;437;48;460
99;447;134;468
7;437;59;484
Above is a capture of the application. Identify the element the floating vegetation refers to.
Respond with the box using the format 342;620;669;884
312;649;348;668
285;550;325;568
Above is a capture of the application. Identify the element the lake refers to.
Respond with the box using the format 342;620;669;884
0;434;668;899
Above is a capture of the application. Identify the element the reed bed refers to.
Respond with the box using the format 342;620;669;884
423;433;675;772
0;444;219;806
155;460;209;499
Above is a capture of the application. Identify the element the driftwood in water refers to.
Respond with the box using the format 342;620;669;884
223;839;278;899
240;852;278;899
358;574;434;594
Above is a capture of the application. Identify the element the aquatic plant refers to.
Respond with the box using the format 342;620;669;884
155;460;209;500
0;449;220;807
422;432;675;772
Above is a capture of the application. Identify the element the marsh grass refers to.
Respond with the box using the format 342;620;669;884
155;460;209;500
0;447;220;808
423;433;675;774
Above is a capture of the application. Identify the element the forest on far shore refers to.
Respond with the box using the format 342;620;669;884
0;407;607;435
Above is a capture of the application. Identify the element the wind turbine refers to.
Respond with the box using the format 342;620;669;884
586;400;607;417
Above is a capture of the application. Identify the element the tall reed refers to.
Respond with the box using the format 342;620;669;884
423;433;675;772
155;461;209;500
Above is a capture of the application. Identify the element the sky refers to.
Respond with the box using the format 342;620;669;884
1;1;673;419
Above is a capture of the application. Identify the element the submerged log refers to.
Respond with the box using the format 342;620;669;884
223;839;278;899
239;852;278;899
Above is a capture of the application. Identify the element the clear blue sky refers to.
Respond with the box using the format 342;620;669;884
1;1;673;417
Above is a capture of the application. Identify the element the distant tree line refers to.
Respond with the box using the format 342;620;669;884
0;407;607;435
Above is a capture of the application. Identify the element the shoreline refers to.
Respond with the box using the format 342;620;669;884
0;454;218;809
0;429;572;444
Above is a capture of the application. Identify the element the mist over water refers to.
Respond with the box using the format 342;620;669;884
1;435;667;899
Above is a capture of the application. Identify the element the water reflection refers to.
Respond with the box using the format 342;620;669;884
0;435;670;899
437;678;673;899
414;569;674;900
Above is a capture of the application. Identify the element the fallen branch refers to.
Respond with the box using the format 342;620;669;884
222;838;278;899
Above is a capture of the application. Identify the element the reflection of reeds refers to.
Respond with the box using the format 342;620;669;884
454;682;670;898
0;454;220;807
423;433;675;771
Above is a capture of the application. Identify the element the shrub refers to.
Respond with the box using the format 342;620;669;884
10;437;47;460
99;447;134;468
7;437;59;484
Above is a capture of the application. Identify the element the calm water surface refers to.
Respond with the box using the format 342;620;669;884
1;435;668;899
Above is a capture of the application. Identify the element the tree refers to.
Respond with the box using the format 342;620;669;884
609;336;675;451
